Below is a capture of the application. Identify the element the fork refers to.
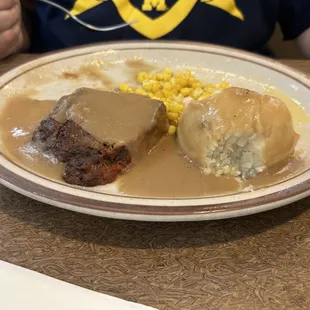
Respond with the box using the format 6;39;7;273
36;0;138;31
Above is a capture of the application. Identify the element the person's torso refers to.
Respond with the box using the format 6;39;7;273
32;0;279;55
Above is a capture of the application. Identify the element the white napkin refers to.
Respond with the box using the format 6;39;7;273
0;260;157;310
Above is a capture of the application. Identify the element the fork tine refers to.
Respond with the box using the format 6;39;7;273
37;0;138;32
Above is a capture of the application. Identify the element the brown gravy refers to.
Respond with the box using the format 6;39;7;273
125;59;155;71
117;136;305;198
61;63;114;86
244;156;305;190
0;96;63;180
0;95;307;198
125;59;156;81
117;136;240;197
55;88;165;146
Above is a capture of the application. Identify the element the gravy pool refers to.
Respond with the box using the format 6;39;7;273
0;94;308;198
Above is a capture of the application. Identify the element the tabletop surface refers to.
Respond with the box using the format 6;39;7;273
0;55;310;310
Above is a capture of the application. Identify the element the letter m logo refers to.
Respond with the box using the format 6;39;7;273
142;0;168;11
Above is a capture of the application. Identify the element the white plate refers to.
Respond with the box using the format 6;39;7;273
0;260;156;310
0;41;310;221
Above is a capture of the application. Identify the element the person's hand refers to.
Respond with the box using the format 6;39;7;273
0;0;29;60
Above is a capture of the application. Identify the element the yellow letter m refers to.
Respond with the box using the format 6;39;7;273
142;0;167;11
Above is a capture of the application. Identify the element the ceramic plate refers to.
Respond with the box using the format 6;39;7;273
0;41;310;222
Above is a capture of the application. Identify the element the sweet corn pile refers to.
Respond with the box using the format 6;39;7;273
119;68;229;135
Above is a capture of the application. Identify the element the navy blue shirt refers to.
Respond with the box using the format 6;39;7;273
31;0;310;55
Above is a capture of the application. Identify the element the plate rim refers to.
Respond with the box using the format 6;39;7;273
0;40;310;221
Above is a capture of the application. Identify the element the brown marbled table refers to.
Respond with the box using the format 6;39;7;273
1;55;310;310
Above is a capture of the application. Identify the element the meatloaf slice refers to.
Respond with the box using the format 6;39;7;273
32;88;169;186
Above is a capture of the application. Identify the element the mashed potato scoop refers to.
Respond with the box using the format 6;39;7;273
177;87;299;179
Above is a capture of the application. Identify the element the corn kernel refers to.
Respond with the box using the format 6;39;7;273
174;95;183;103
152;82;161;93
164;68;173;74
167;112;178;121
170;89;178;96
206;87;216;93
165;97;173;104
174;84;182;91
192;82;202;89
119;83;129;92
163;90;173;98
168;125;177;135
154;91;164;98
128;88;134;93
192;88;203;100
137;72;147;83
143;82;153;91
156;73;164;81
176;78;188;88
169;104;184;113
218;81;229;89
163;82;172;90
187;76;196;86
180;87;191;97
162;73;171;82
199;92;212;100
135;88;145;95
